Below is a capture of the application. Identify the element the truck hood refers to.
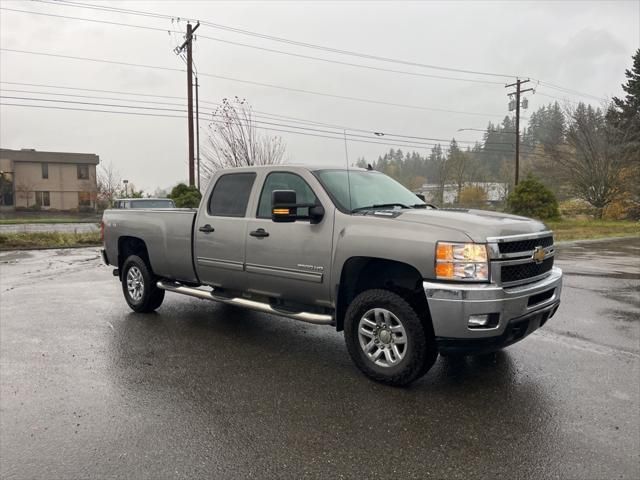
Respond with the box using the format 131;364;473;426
394;208;549;242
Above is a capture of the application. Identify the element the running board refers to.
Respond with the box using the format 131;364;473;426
156;281;334;326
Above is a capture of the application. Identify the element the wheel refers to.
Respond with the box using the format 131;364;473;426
121;255;165;313
344;289;437;386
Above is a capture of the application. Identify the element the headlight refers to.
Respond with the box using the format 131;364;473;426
435;242;489;281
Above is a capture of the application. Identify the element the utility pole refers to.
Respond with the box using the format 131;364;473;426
505;79;533;186
178;22;200;187
195;75;200;191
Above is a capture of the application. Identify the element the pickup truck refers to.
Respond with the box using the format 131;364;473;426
102;165;562;386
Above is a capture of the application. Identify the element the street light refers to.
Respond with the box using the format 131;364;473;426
457;128;517;134
123;179;129;197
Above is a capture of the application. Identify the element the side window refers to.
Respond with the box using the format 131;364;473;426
257;172;318;218
208;173;256;217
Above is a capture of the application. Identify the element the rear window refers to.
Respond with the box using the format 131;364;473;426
208;173;256;217
130;199;175;209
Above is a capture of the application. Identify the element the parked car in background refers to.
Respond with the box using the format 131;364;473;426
113;198;176;209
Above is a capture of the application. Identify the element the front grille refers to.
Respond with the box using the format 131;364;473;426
498;235;554;254
501;257;554;284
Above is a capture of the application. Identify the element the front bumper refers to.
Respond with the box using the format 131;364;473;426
423;267;562;354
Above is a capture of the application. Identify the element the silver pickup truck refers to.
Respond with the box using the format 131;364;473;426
102;165;562;386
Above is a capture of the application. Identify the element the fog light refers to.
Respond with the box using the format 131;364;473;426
468;314;490;327
468;313;499;329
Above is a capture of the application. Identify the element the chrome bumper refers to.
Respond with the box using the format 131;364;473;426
423;267;562;341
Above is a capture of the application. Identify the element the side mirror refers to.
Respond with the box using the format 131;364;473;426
415;193;426;202
271;190;325;224
272;190;298;222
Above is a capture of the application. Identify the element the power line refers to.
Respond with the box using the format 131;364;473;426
0;85;515;146
0;94;443;148
0;48;509;118
30;0;608;102
1;100;553;159
0;101;446;151
32;0;517;79
535;80;607;102
0;6;503;86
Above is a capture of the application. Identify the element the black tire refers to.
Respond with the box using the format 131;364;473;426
121;255;165;313
344;289;437;386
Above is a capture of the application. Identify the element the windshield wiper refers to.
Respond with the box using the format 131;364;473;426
412;203;438;209
352;203;411;213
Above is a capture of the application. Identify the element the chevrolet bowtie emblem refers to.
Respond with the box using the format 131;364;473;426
532;246;546;264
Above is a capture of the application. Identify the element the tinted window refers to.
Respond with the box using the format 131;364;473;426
208;173;256;217
257;172;318;218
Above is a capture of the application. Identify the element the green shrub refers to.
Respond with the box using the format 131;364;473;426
507;175;560;220
168;183;202;208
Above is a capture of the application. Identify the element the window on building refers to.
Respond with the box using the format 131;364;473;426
207;173;256;217
42;163;49;179
0;172;14;206
77;164;89;180
35;191;50;207
78;192;92;207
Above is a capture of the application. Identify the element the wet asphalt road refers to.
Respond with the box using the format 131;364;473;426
1;238;639;479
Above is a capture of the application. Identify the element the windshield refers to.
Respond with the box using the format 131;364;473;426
129;199;175;209
315;170;424;212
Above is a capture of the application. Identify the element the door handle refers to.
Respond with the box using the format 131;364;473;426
249;228;269;238
199;224;215;233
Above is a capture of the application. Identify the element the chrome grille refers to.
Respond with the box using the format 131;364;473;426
487;231;556;286
501;257;554;284
498;235;553;254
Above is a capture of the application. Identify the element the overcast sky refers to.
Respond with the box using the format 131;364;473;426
1;0;638;192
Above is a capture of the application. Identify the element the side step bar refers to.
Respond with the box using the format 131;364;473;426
156;281;334;326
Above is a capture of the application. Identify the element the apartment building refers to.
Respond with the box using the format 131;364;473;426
0;148;100;211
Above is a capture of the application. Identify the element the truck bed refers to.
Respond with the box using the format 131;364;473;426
103;208;198;283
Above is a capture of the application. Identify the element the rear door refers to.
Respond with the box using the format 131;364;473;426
245;171;334;307
194;172;257;290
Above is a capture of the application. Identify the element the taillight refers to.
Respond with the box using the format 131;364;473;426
100;220;105;242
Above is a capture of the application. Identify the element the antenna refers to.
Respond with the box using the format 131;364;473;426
343;129;353;212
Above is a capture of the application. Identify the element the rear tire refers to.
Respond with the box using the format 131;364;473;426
344;289;437;386
121;255;165;313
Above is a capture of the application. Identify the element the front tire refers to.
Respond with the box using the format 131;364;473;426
121;255;165;313
344;289;437;386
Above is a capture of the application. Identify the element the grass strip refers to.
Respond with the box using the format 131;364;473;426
0;231;101;250
0;218;100;225
547;219;640;241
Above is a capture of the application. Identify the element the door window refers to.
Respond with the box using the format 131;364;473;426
208;173;256;217
257;172;318;218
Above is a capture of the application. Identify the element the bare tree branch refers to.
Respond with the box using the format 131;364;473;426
202;98;285;183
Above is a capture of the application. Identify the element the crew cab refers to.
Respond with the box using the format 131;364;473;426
102;166;562;386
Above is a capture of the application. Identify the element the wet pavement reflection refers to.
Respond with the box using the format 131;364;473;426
1;238;638;479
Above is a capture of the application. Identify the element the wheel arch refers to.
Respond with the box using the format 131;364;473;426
335;256;432;334
117;236;152;278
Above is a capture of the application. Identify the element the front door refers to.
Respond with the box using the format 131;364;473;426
245;171;334;307
194;172;257;290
